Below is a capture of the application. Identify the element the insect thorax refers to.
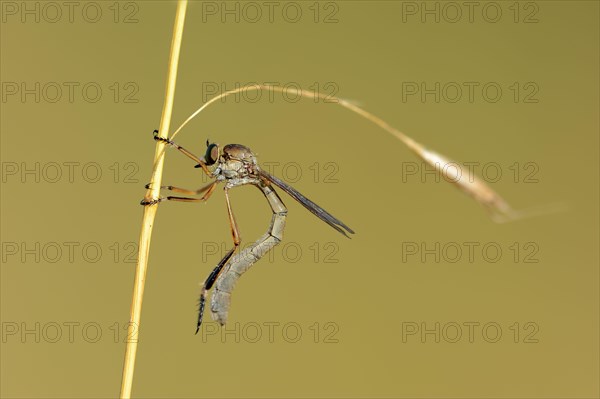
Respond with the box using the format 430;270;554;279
212;144;260;187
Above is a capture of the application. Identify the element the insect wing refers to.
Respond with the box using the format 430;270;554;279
259;170;354;238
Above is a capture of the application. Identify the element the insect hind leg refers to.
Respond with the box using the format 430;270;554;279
210;184;288;326
196;247;236;334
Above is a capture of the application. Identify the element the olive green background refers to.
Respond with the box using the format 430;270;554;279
1;1;598;398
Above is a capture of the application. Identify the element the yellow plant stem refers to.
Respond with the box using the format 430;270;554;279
120;1;188;398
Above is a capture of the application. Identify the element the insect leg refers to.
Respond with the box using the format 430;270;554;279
141;181;217;205
144;181;215;196
210;184;288;326
152;129;211;175
196;247;234;334
196;187;241;333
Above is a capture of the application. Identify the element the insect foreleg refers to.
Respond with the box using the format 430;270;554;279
152;129;211;175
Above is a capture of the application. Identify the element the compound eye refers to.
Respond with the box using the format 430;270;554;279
204;143;219;165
